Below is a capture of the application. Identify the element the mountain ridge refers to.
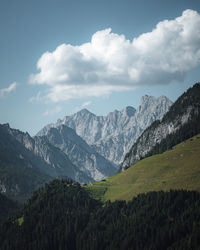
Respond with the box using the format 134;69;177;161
0;123;94;203
4;123;90;182
37;95;172;165
0;123;52;202
122;83;200;171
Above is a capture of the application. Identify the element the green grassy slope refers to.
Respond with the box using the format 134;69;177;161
85;134;200;202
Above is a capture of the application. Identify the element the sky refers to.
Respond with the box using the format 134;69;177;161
0;0;200;135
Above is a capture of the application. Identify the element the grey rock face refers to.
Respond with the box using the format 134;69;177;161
37;95;172;165
40;125;118;181
5;124;91;184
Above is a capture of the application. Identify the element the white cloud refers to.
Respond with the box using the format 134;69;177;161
0;82;17;98
28;91;42;102
43;106;62;116
30;9;200;102
82;101;92;108
45;84;131;102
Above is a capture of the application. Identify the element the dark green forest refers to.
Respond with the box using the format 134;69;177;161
0;193;20;223
1;179;200;250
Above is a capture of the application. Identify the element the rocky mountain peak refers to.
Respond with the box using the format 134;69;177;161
122;106;136;117
75;108;95;117
140;95;153;105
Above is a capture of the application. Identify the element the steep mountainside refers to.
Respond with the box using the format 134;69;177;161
0;124;92;202
0;124;52;202
41;125;118;181
8;127;92;183
37;95;172;164
122;83;200;171
86;134;200;202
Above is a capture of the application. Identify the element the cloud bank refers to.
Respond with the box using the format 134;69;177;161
30;9;200;102
0;82;17;98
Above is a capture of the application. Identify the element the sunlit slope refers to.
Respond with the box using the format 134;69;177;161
86;134;200;202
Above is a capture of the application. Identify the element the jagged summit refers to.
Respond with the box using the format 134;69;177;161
140;94;151;103
37;95;172;164
74;108;95;117
140;95;171;106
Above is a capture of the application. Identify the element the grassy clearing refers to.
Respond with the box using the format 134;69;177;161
17;216;24;226
85;134;200;202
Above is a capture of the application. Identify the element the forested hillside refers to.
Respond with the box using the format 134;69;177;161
0;193;20;223
0;179;200;250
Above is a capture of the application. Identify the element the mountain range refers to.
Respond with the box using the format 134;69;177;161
1;85;199;204
38;95;172;165
0;83;200;250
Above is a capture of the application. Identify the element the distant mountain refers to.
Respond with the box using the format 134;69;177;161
37;95;172;164
39;124;118;181
122;83;200;171
0;124;93;202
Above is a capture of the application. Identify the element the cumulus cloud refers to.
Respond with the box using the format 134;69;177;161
0;82;17;98
30;9;200;102
43;106;62;116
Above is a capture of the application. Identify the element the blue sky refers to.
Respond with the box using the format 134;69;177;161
0;0;200;135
